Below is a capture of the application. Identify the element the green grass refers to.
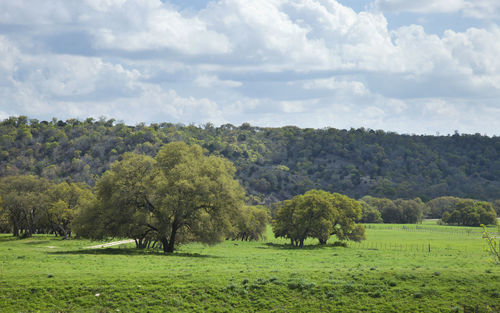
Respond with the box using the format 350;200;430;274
1;225;499;312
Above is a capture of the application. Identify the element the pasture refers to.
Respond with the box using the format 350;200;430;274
1;223;499;312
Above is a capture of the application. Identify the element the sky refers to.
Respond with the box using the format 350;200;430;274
1;0;500;135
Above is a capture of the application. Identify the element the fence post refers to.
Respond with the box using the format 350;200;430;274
428;243;431;253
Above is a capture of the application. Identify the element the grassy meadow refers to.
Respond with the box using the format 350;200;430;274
1;223;499;312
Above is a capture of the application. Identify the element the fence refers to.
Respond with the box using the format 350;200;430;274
349;241;433;252
364;224;500;236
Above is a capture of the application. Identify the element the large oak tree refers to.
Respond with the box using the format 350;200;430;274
75;142;245;253
273;189;365;247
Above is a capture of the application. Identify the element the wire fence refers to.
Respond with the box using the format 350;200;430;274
346;240;493;253
364;224;500;236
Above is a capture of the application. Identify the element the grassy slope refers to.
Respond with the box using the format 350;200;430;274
1;225;499;312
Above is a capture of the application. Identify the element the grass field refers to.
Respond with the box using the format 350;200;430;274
1;223;499;312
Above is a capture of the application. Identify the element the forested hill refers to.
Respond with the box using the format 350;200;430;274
1;116;500;203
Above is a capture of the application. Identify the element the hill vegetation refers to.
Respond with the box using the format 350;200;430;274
1;116;500;205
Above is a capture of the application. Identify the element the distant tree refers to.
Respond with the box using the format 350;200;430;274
363;196;425;224
362;197;399;223
230;205;268;241
273;190;365;247
359;200;383;223
394;198;425;224
442;200;497;226
273;190;334;247
0;175;52;237
75;142;245;253
426;196;462;219
492;200;500;217
0;195;10;233
46;182;94;240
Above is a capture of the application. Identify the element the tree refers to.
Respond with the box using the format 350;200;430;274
74;153;157;248
230;205;268;241
0;195;10;233
273;190;365;247
359;199;382;223
46;182;94;240
273;190;336;247
492;200;500;217
0;175;52;237
362;197;398;223
442;200;497;226
75;142;245;253
330;193;365;242
426;196;462;218
394;198;425;224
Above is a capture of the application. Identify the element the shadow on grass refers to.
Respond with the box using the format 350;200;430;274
0;235;21;242
47;247;217;258
0;236;56;244
23;240;52;245
261;242;348;250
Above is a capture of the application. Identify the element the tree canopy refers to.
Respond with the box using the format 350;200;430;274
273;190;365;247
0;175;51;237
74;142;245;252
361;196;425;224
0;175;93;238
442;200;497;226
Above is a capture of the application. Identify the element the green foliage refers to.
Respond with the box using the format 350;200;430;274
0;195;9;233
75;142;245;253
0;175;93;238
362;196;425;224
0;175;52;237
426;196;462;219
2;117;500;203
442;200;497;226
359;200;383;223
230;205;268;241
273;190;365;246
482;225;500;264
46;182;94;240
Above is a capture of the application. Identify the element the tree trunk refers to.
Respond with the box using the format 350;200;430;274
13;223;19;237
319;239;326;245
164;226;178;253
299;239;304;248
27;209;35;237
161;237;171;253
58;225;69;240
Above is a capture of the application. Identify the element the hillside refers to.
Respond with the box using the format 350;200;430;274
1;116;500;203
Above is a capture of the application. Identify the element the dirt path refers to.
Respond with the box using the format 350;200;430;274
85;239;135;249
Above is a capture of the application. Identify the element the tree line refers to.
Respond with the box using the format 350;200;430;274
0;142;368;251
356;195;497;226
0;142;496;254
2;116;500;204
0;142;270;252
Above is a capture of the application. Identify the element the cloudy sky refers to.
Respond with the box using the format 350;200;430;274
1;0;500;135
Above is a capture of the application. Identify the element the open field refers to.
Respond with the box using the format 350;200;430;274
1;225;499;312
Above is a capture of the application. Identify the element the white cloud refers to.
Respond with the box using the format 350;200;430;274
91;5;232;55
424;99;460;117
194;74;242;88
303;77;368;95
373;0;465;14
373;0;500;18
